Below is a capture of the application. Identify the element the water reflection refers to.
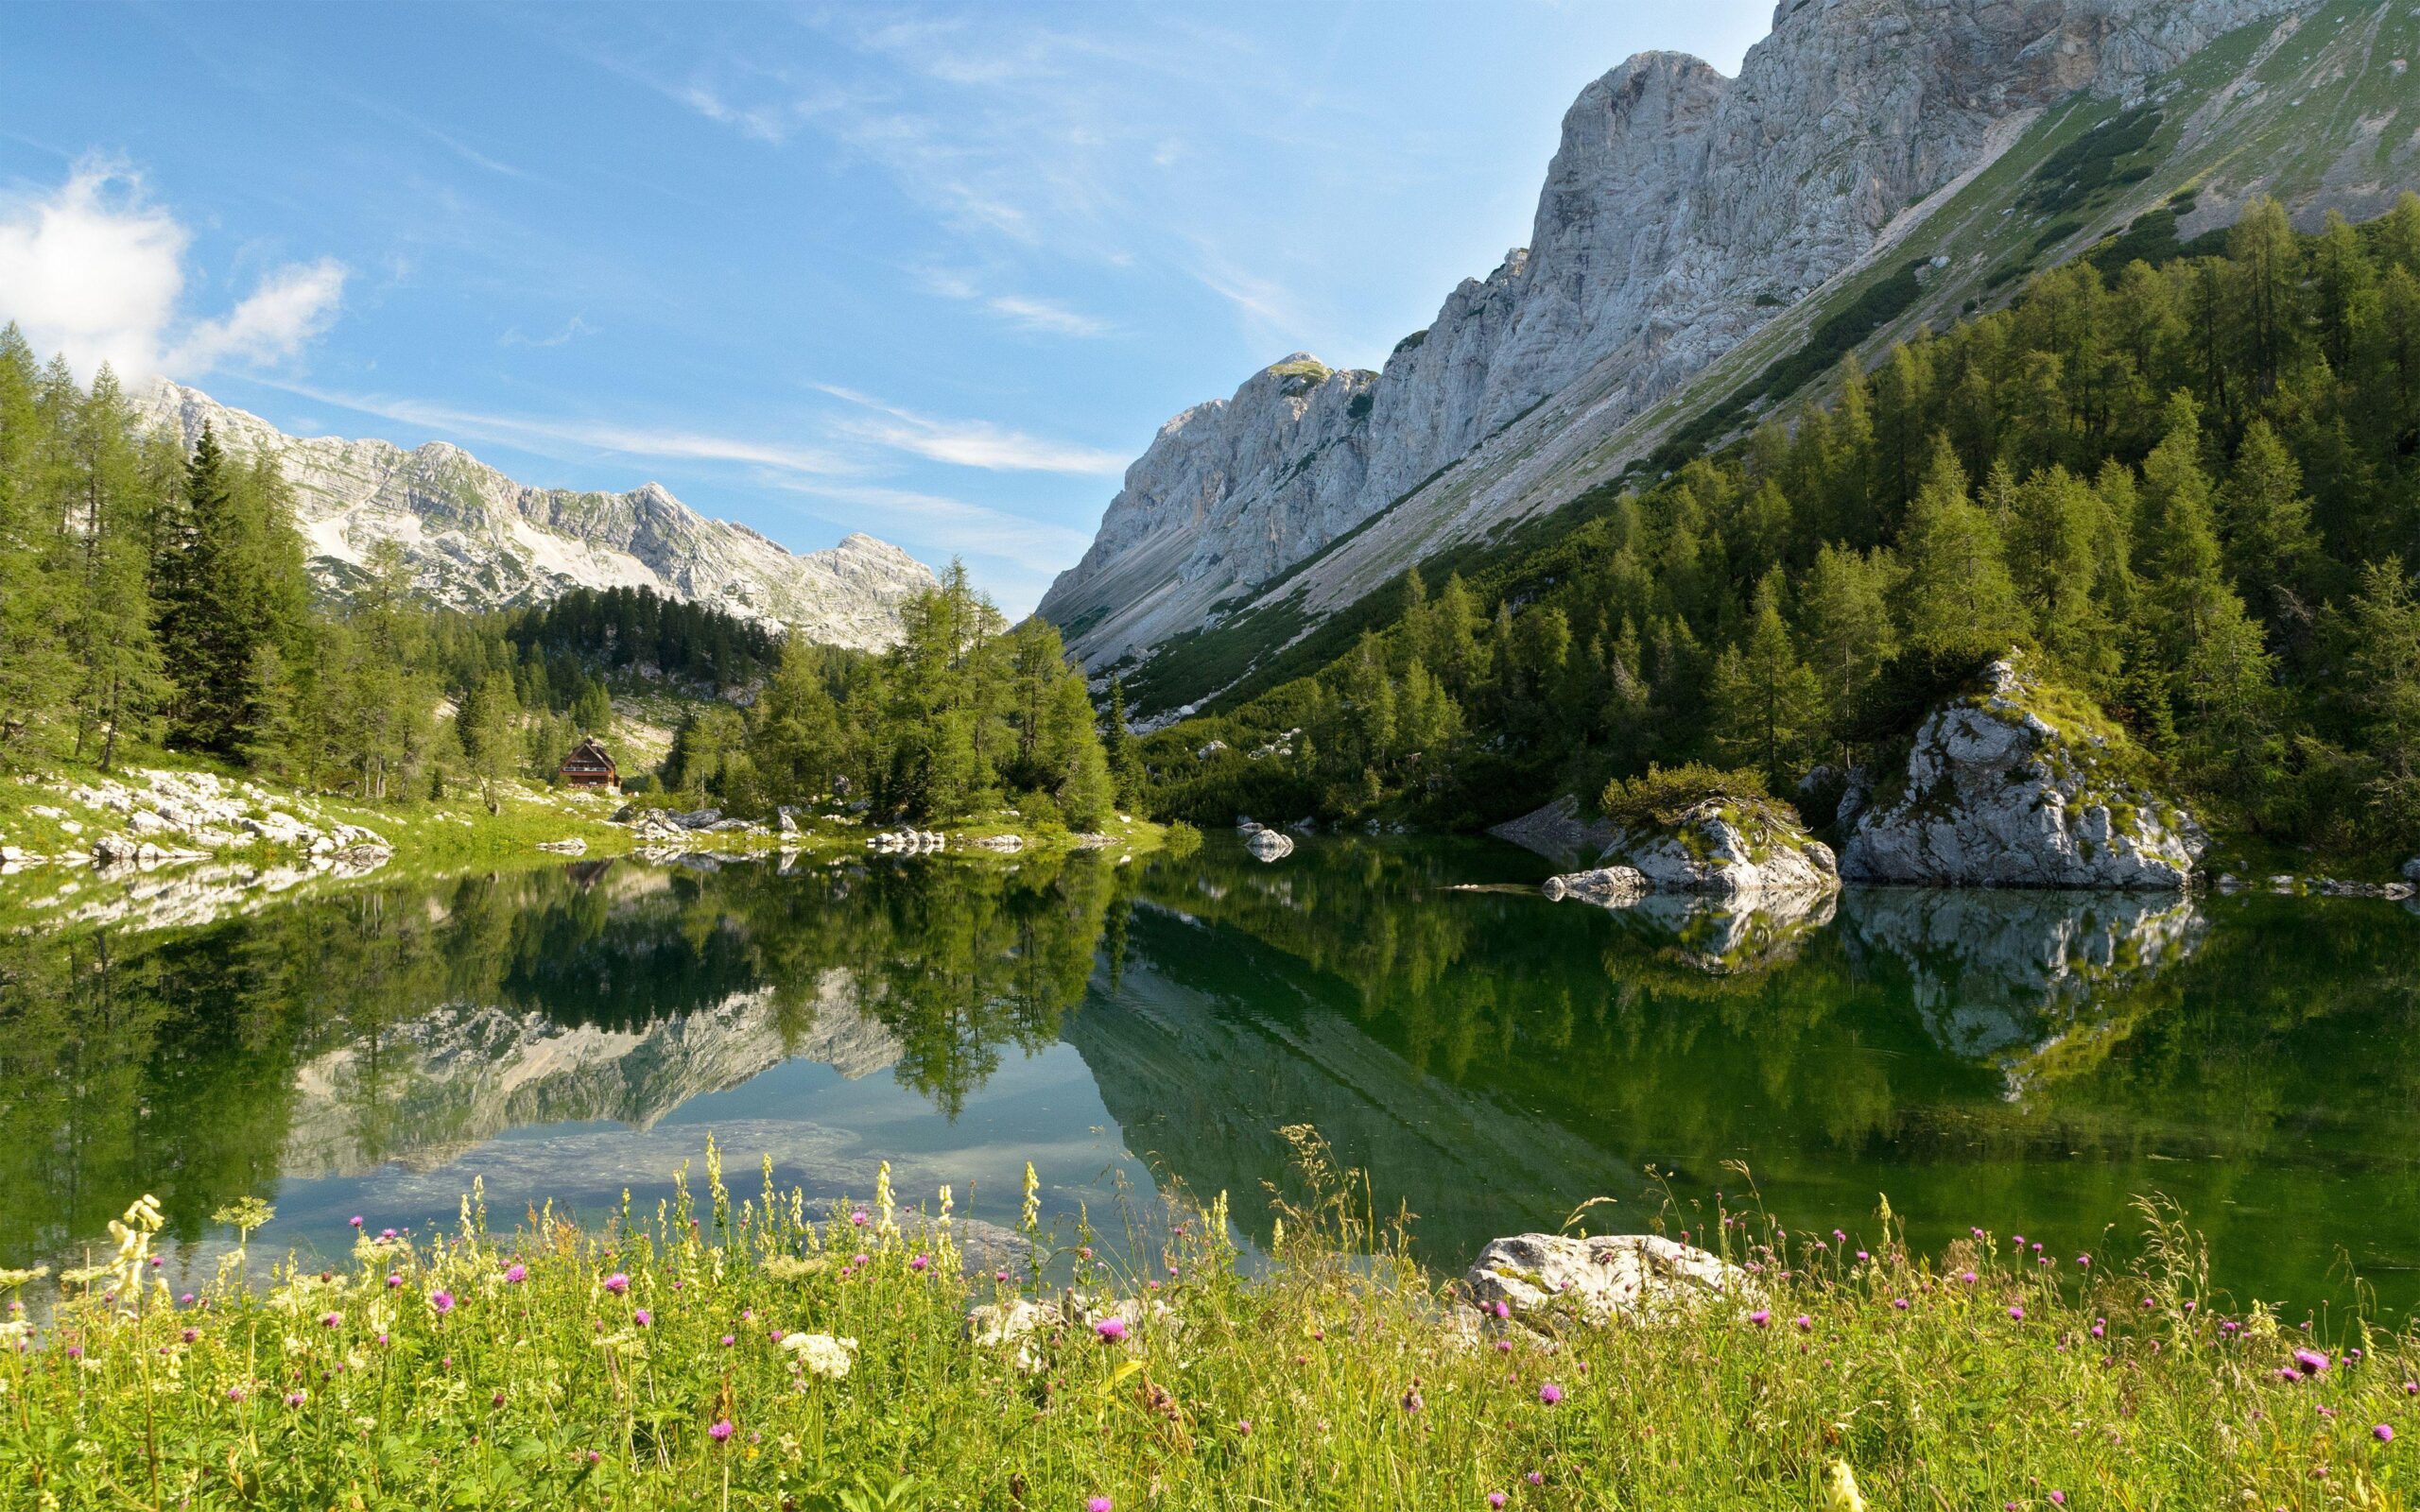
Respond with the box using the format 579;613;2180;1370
4;836;2418;1311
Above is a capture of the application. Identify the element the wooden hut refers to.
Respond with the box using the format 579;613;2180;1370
558;737;619;790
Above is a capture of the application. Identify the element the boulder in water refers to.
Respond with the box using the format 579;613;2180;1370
1603;799;1837;898
1245;829;1293;862
1841;656;2205;889
1541;866;1648;904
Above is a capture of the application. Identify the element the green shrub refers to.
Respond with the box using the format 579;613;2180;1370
1599;762;1772;832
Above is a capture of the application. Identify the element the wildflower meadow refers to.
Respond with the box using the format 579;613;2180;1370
0;1137;2412;1509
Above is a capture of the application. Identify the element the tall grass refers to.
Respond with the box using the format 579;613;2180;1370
2;1138;2411;1510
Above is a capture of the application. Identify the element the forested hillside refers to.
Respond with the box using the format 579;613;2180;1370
0;329;1120;830
1146;197;2420;867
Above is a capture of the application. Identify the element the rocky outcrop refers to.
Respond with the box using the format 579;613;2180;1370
1603;798;1839;897
1043;0;2303;688
137;382;935;650
1463;1232;1746;1325
1244;829;1294;863
1841;658;2206;889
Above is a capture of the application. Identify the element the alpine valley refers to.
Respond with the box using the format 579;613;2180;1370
1046;0;2420;719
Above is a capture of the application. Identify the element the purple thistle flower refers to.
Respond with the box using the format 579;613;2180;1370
2077;1253;2091;1268
603;1273;630;1295
1488;1496;1508;1510
911;1254;930;1272
2049;1493;2066;1506
2294;1349;2330;1377
632;1309;651;1328
1794;1314;1812;1332
226;1386;244;1402
850;1210;869;1228
1750;1309;1772;1328
2009;1305;2025;1321
380;1228;397;1240
1088;1499;1114;1512
709;1419;734;1442
430;1291;455;1315
179;1293;194;1305
181;1327;198;1344
386;1274;402;1289
1527;1471;1545;1486
284;1391;305;1408
350;1215;363;1228
503;1263;527;1284
1095;1316;1128;1343
1401;1386;1423;1412
1893;1297;1910;1311
2377;1424;2395;1443
1492;1301;1510;1320
1538;1382;1564;1405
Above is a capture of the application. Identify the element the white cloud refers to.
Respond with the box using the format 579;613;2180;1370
982;293;1110;337
0;159;343;382
916;267;1110;337
499;315;599;348
766;479;1091;574
258;378;861;477
817;385;1125;474
163;258;346;373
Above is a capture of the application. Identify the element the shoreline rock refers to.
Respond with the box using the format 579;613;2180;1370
1841;657;2206;890
1463;1232;1746;1325
1601;798;1838;897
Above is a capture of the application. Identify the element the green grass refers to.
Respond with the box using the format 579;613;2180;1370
7;1141;2417;1510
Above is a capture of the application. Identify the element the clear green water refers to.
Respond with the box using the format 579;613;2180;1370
5;837;2417;1314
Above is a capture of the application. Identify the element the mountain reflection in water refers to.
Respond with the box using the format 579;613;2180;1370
4;836;2417;1312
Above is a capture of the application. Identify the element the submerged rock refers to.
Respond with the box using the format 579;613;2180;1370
1463;1232;1745;1325
1541;866;1647;904
1841;657;2205;889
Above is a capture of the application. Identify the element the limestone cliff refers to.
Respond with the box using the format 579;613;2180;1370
137;382;936;651
1045;0;2332;708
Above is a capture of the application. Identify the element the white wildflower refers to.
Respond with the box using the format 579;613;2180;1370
779;1332;856;1380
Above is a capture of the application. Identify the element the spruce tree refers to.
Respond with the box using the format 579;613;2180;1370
1897;437;2030;667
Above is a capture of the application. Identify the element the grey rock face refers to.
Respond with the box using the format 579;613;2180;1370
136;382;936;651
1841;659;2207;888
1463;1232;1746;1325
1043;0;2302;680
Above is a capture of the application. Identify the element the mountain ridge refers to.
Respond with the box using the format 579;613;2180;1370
136;381;937;652
1040;0;2394;716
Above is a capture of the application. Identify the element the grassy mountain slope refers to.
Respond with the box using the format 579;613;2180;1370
1121;0;2420;723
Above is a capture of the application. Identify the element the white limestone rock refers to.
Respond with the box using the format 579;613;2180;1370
1244;829;1294;862
1464;1232;1746;1325
1841;658;2206;889
1603;799;1838;897
1541;866;1649;905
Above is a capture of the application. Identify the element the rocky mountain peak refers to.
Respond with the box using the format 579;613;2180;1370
1041;0;2313;698
135;382;938;651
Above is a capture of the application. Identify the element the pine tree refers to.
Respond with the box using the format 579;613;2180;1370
1798;543;1899;761
1897;437;2030;666
65;368;167;772
1708;573;1823;783
2218;418;2321;626
2343;558;2420;832
458;670;520;814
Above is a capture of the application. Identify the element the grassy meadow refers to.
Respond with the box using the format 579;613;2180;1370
2;1137;2412;1510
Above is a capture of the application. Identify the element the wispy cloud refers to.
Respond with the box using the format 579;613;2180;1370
766;479;1091;573
499;314;598;348
817;385;1125;475
254;378;861;478
0;158;346;382
916;268;1111;337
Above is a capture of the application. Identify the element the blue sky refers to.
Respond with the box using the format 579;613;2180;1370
0;1;1770;612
